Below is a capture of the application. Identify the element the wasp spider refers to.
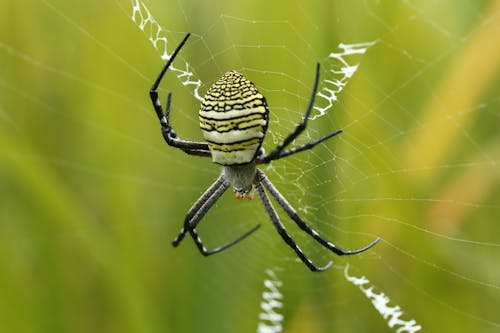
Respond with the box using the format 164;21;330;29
149;33;379;271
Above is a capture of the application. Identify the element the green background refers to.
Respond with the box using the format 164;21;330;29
1;0;499;332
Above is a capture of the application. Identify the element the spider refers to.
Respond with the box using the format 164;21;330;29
150;33;379;271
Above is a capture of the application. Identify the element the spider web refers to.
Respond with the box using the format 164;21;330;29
0;0;499;332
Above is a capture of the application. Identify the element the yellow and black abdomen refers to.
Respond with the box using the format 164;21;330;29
199;71;269;165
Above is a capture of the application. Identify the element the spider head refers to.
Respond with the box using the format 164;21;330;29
223;164;257;200
234;185;255;200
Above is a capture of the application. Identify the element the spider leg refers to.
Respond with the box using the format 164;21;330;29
266;129;343;161
172;173;260;256
258;169;380;255
172;173;227;246
261;62;321;163
255;178;332;272
149;33;211;157
161;91;211;156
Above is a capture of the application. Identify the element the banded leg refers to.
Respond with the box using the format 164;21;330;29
258;169;379;255
149;33;211;157
172;174;260;256
260;62;342;163
255;179;332;272
172;173;227;246
267;129;343;161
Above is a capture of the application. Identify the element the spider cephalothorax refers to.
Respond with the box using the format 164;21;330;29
149;33;379;271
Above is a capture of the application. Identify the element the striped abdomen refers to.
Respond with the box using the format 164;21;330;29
200;71;269;165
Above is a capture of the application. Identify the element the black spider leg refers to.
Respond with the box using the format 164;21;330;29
254;175;333;272
172;173;226;246
260;62;343;164
172;173;260;255
149;32;211;157
258;169;380;256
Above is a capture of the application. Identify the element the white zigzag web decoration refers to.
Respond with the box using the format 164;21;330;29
131;0;203;101
345;265;422;333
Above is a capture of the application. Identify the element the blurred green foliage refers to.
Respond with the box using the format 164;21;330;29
0;0;499;332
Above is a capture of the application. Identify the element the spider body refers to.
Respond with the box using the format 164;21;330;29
149;33;379;271
200;70;269;198
222;163;257;199
199;70;269;166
